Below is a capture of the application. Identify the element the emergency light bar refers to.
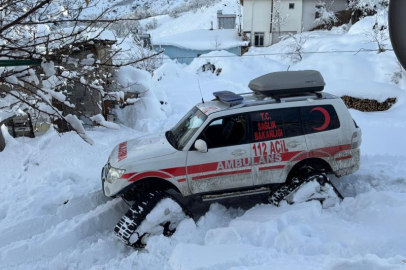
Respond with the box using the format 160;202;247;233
213;91;244;106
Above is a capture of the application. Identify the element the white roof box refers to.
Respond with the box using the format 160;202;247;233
248;70;325;96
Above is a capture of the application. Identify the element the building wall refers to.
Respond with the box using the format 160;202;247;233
272;0;303;43
243;0;273;46
243;0;348;46
153;45;242;65
302;0;348;31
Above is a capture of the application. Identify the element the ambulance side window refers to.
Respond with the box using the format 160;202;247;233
281;108;303;138
199;114;248;149
250;108;303;142
250;109;284;142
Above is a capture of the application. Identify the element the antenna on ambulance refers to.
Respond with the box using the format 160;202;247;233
197;79;205;104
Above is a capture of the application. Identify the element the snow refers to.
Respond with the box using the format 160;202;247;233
2;11;406;270
143;0;241;38
116;66;153;93
90;114;120;130
152;29;248;50
130;197;189;244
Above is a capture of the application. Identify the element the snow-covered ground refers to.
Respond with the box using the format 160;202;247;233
2;13;406;270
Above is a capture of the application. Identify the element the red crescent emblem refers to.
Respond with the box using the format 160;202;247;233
310;107;330;131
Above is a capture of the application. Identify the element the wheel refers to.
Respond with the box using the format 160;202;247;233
114;190;192;248
269;166;343;207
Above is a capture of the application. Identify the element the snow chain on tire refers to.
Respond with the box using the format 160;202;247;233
268;169;344;206
114;190;192;248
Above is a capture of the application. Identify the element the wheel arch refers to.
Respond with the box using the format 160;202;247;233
287;158;333;180
118;177;182;198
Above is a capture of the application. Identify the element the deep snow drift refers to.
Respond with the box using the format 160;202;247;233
2;15;406;270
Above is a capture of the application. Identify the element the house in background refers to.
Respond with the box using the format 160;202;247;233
152;29;248;65
152;10;246;65
242;0;348;46
217;10;237;29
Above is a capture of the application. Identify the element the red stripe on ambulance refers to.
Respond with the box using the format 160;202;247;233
118;142;127;162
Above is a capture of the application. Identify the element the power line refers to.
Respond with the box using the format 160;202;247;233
114;48;394;61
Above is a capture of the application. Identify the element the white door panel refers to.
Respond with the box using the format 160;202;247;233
187;144;253;194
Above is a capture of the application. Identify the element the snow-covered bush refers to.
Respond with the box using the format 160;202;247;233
130;35;163;73
314;1;338;29
145;18;159;30
113;66;167;131
169;0;221;16
348;0;389;16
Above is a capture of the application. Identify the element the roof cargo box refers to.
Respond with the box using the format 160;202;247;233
248;70;325;96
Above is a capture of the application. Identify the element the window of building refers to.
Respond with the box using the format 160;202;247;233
199;114;248;149
289;3;295;9
300;105;340;134
254;32;265;47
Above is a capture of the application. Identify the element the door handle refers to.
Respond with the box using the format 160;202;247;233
232;150;246;156
287;141;301;148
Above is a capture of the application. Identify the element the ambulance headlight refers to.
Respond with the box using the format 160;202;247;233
106;167;126;183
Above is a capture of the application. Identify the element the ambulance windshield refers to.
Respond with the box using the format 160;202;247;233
169;107;207;150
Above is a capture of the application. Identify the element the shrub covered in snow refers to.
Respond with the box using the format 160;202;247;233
113;66;167;132
348;0;389;16
314;1;338;29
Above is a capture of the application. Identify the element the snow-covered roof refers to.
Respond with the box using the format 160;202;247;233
152;29;248;50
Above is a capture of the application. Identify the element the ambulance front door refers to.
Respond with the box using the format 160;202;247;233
186;113;254;194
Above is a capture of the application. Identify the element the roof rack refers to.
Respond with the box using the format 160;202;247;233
238;92;327;108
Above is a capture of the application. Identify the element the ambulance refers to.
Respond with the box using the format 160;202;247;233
101;70;362;247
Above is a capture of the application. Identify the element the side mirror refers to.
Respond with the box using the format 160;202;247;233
194;139;208;153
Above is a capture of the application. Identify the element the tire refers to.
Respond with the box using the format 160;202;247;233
114;190;192;248
269;167;343;207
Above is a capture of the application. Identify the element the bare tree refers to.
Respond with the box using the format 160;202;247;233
211;35;222;50
272;0;289;39
130;35;163;73
364;14;389;53
0;0;162;144
280;32;313;62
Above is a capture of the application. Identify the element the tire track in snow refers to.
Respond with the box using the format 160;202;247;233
0;198;128;268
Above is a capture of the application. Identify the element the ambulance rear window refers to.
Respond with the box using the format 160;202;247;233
300;105;340;134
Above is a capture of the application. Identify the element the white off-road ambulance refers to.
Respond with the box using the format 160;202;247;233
101;70;362;247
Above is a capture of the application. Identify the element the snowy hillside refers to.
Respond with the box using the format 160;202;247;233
140;0;241;38
2;7;406;270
